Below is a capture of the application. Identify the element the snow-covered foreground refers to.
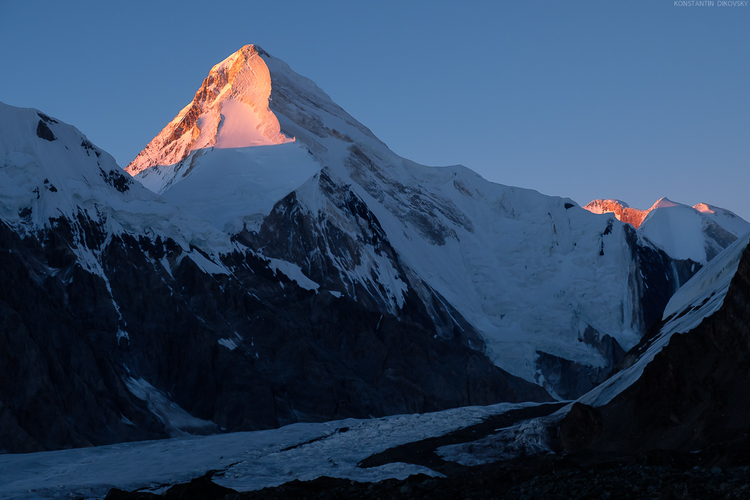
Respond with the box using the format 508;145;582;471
0;402;541;500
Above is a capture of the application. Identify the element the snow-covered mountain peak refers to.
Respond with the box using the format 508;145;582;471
0;101;132;228
647;196;681;211
583;199;648;228
585;195;750;264
125;44;293;184
584;195;750;265
209;44;265;73
694;202;714;214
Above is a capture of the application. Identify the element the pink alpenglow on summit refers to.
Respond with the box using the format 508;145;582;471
125;45;293;185
585;197;750;264
583;199;649;229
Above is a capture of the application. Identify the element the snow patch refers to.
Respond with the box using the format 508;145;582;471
267;257;320;291
124;377;218;437
218;338;238;350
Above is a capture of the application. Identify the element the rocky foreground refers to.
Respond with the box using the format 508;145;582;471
106;451;750;500
106;403;750;499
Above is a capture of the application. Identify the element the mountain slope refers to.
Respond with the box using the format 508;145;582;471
577;232;750;454
329;234;750;470
0;101;549;453
128;45;700;398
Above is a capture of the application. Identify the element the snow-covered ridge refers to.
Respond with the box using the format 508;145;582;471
584;199;649;228
0;101;236;269
585;196;750;264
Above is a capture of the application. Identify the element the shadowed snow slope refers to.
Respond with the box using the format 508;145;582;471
567;233;750;455
434;234;750;464
580;231;750;408
127;45;700;398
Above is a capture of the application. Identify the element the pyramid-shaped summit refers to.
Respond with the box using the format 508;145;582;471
126;45;292;183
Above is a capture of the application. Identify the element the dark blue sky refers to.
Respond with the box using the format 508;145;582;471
2;0;749;218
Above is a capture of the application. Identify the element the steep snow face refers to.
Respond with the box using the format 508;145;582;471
258;49;673;385
639;197;743;264
129;46;692;391
694;202;750;238
585;197;749;264
126;45;293;193
0;101;232;259
157;142;320;233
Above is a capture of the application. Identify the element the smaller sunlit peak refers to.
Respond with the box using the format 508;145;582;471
693;203;716;214
649;197;681;211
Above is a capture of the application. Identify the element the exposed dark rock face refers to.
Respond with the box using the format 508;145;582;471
35;119;56;141
624;224;700;333
591;242;750;456
99;167;132;192
0;207;549;453
536;328;626;400
81;138;102;157
549;402;603;453
235;169;485;346
0;220;163;453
